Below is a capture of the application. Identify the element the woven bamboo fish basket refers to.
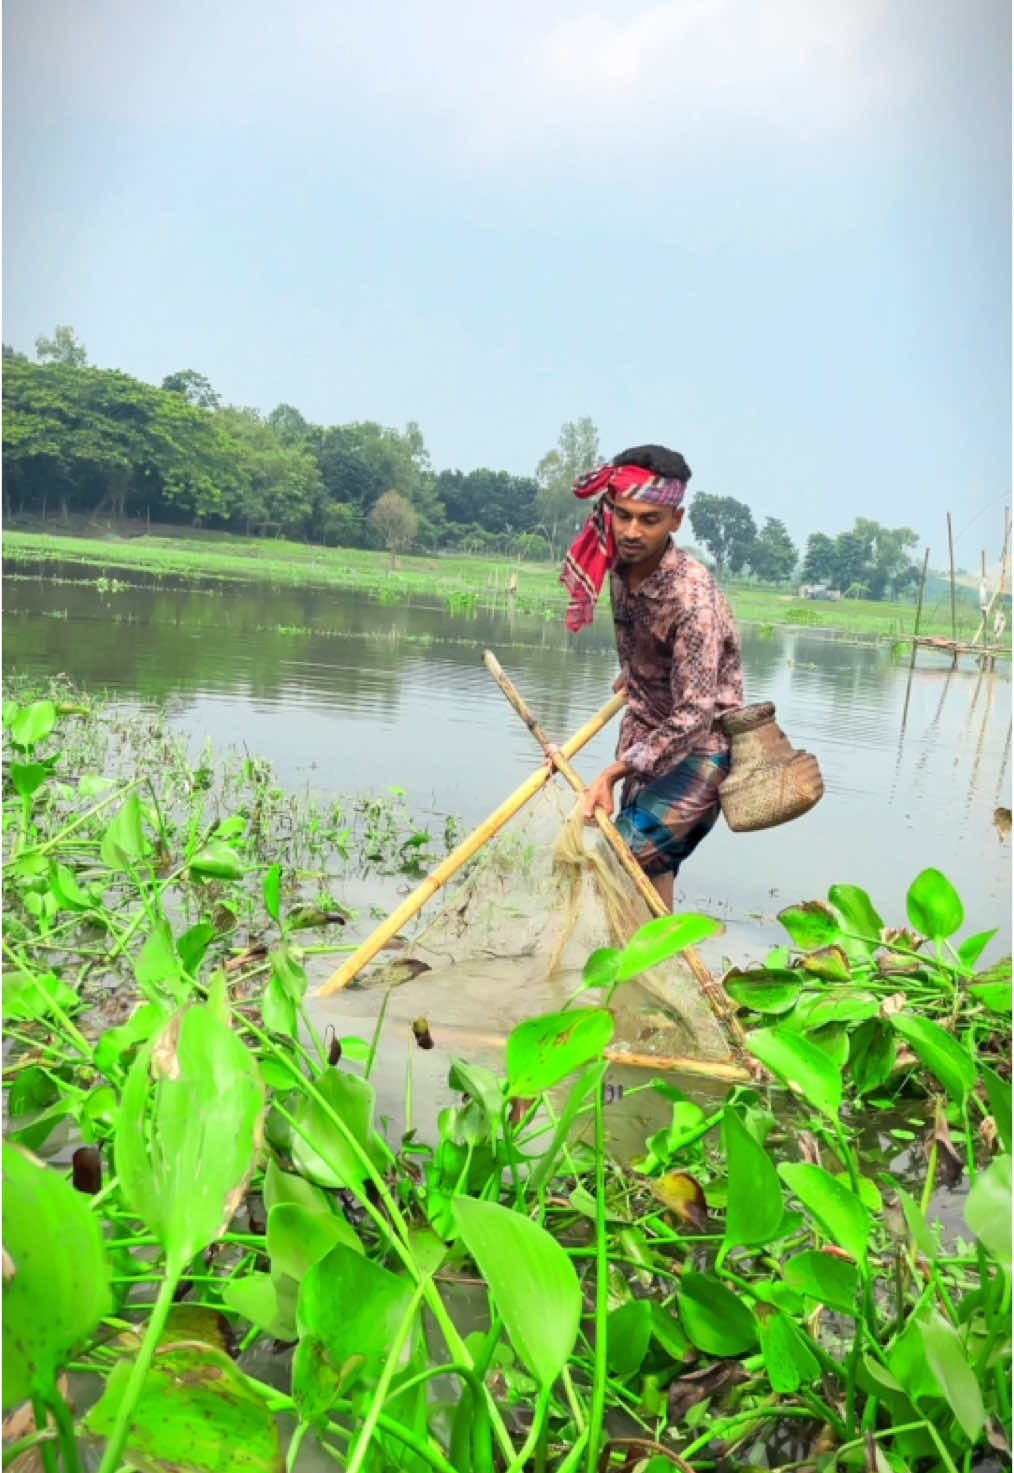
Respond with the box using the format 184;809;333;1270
718;702;824;833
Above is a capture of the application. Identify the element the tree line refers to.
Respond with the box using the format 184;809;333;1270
3;328;922;598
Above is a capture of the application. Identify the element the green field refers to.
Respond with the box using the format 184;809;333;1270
2;524;996;643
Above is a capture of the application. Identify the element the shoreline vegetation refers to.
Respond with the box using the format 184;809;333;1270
3;524;1002;648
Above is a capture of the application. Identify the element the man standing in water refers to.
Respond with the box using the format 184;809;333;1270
560;445;744;911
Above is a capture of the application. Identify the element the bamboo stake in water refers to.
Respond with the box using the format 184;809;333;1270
316;690;627;996
946;511;958;664
901;547;931;726
482;651;747;1059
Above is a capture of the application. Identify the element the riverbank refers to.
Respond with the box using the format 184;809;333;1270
3;524;994;644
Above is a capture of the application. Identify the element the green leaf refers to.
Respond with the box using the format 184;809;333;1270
778;1163;871;1263
177;921;215;975
746;1026;842;1121
221;1272;298;1342
797;945;851;981
93;1002;168;1079
114;1005;264;1276
893;1184;938;1260
828;884;884;944
49;861;93;912
261;975;297;1040
606;1299;653;1377
980;1066;1012;1154
10;699;57;750
448;1059;504;1138
677;1271;757;1356
263;863;282;925
298;1244;412;1387
582;947;620;991
188;839;245;880
262;1158;334;1218
10;762;49;798
777;900;840;949
134;918;185;999
848;1019;897;1096
100;791;150;872
890;1013;976;1106
917;1312;986;1442
270;943;307;1002
723;968;803;1015
969;955;1012;1014
85;1343;283;1473
755;1303;820;1393
793;992;879;1028
722;1106;784;1248
958;928;997;969
506;1009;614;1097
782;1250;859;1314
289;1067;385;1190
2;969;79;1024
453;1196;581;1387
2;1142;112;1411
615;913;722;981
964;1154;1012;1266
292;1334;341;1424
267;1202;362;1282
906;867;964;940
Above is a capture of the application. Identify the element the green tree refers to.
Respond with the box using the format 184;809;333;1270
369;489;418;564
852;517;920;600
435;469;539;535
800;532;838;585
535;417;600;554
687;493;757;574
161;370;221;409
216;407;323;537
749;517;798;582
35;325;87;367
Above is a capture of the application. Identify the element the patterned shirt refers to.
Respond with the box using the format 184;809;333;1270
610;542;744;783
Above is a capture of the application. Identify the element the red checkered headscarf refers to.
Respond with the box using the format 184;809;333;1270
560;463;687;632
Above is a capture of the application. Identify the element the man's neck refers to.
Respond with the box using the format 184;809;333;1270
623;539;672;593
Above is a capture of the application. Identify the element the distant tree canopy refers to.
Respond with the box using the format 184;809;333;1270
1;333;925;596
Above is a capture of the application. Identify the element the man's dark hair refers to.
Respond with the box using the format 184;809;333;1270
612;444;692;483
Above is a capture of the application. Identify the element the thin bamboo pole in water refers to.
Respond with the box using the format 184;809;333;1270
316;690;628;996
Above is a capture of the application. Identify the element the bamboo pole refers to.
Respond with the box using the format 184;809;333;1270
946;511;958;665
316;690;628;996
483;651;748;1059
902;547;931;724
427;1026;752;1082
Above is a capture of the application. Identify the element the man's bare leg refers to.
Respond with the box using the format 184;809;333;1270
652;870;674;912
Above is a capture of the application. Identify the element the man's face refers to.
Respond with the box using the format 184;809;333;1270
613;499;683;568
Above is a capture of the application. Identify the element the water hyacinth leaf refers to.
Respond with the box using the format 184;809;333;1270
2;1142;113;1412
980;1065;1012;1154
722;1106;783;1248
267;1202;363;1282
289;1067;386;1190
777;900;840;950
677;1271;757;1356
723;968;803;1015
114;1005;264;1276
582;946;620;991
11;762;50;798
261;974;297;1040
968;978;1013;1014
292;1335;344;1425
650;1171;708;1229
263;863;282;925
134;918;185;998
793;993;879;1028
448;1059;504;1137
778;1163;871;1263
188;839;245;880
827;883;884;944
2;969;79;1024
615;913;723;982
93;1001;168;1079
848;1019;897;1096
964;1154;1012;1266
893;1185;937;1260
506;1008;614;1097
221;1271;298;1342
85;1344;283;1473
890;1012;976;1106
755;1303;820;1393
299;1244;413;1387
746;1026;842;1121
958;928;997;969
805;1023;849;1070
782;1250;859;1314
100;791;150;872
48;861;93;913
262;1158;334;1218
10;699;57;750
606;1299;653;1377
797;945;851;981
270;944;307;1003
177;920;215;975
905;867;964;940
917;1312;986;1442
453;1196;581;1387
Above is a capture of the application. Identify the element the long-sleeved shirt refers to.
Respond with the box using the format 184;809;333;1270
610;541;744;788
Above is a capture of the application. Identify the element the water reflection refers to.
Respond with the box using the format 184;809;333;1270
4;562;1010;956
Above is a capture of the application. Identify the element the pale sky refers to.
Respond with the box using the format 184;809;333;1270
4;1;1010;564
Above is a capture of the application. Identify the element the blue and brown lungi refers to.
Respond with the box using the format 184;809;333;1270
614;751;729;878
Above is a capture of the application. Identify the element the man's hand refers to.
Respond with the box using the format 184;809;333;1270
583;771;617;823
612;672;627;694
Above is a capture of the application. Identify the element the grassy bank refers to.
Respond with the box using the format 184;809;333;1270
3;524;998;644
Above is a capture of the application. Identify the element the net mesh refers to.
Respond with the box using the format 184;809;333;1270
357;780;732;1064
